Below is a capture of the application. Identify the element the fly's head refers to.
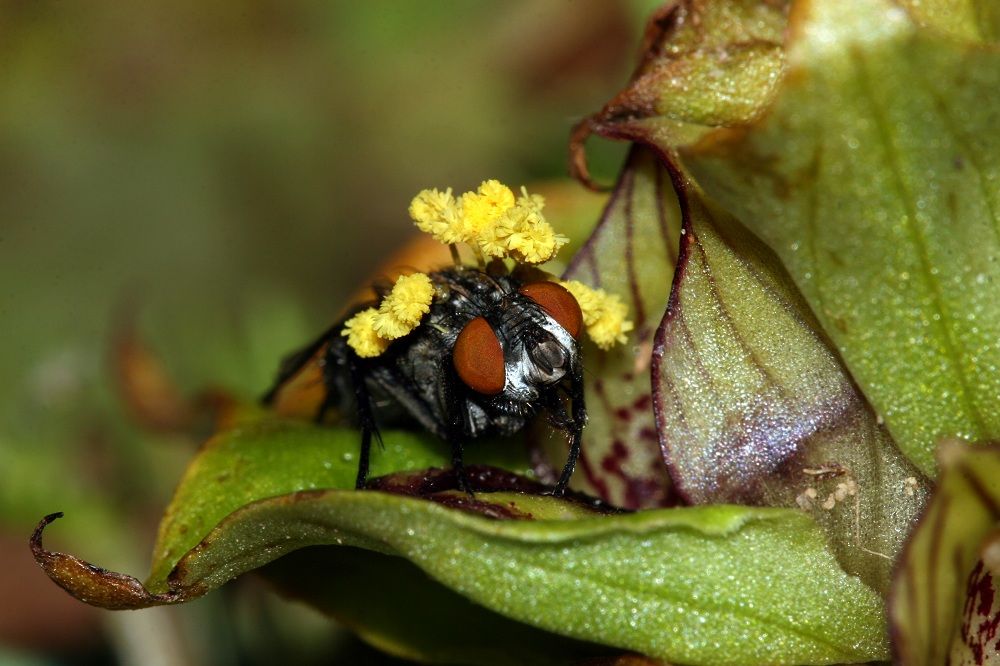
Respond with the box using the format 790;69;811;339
448;271;583;421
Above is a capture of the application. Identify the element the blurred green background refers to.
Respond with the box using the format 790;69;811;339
0;2;655;664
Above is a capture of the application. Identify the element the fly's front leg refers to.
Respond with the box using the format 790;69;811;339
554;361;587;495
441;371;472;495
332;349;381;490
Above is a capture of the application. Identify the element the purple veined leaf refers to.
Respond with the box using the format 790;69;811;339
680;0;1000;478
652;163;928;594
890;441;1000;666
539;145;681;509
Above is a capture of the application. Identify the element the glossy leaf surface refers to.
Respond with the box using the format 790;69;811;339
551;145;681;509
672;0;1000;475
653;177;928;594
34;419;889;665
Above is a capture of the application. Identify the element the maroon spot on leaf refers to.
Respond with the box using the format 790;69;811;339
611;440;629;460
958;558;1000;664
577;450;612;501
638;426;658;444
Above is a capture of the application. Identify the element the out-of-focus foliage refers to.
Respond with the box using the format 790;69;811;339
0;2;652;663
890;441;1000;666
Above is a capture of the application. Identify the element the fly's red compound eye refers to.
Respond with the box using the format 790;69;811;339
453;317;505;395
519;282;583;338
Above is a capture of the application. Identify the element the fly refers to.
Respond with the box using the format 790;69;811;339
263;180;633;495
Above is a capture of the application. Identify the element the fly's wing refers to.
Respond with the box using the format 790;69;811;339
263;237;452;420
262;323;338;420
363;361;447;439
262;317;444;434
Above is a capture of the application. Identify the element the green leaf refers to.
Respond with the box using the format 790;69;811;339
897;0;1000;42
147;419;534;586
261;546;612;666
34;419;890;665
890;441;1000;665
546;145;681;509
670;0;1000;476
654;175;928;594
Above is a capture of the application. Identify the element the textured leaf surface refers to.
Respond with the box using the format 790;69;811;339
653;176;928;594
890;441;1000;666
550;145;681;509
262;546;611;666
671;0;1000;475
147;420;533;585
572;0;789;185
34;418;889;665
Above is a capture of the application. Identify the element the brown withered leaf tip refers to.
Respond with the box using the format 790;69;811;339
30;512;182;611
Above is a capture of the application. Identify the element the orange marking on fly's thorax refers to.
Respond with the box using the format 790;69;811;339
453;317;505;395
519;281;583;338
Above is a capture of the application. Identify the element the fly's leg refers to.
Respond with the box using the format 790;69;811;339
442;372;472;495
553;361;587;495
317;344;382;490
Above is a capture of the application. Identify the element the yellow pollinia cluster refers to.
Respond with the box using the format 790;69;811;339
560;280;634;350
343;182;634;357
409;180;568;264
342;273;435;357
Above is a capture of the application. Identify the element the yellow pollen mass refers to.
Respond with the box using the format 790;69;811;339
517;186;545;213
373;273;435;340
461;180;515;238
559;281;633;350
506;222;567;264
342;308;390;358
408;180;569;265
409;188;464;244
382;273;435;324
372;312;411;340
588;298;634;350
